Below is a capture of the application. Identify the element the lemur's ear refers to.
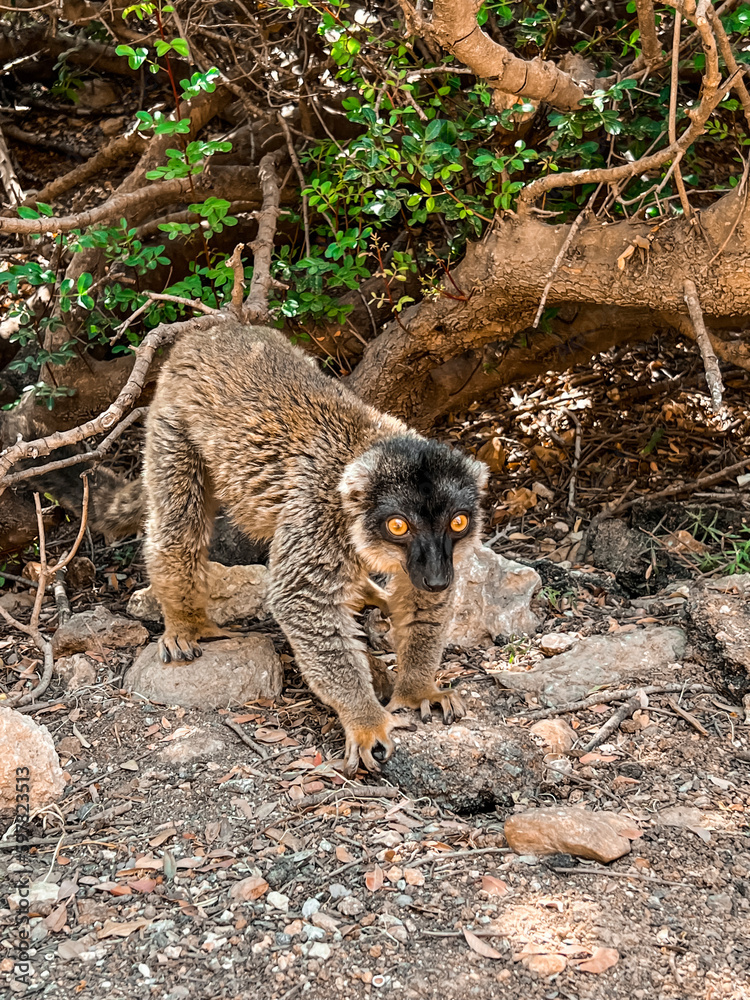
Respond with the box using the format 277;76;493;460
472;457;490;491
339;453;376;501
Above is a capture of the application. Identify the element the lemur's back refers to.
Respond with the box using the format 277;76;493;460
148;323;408;539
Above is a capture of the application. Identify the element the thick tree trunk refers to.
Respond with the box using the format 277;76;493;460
348;185;750;424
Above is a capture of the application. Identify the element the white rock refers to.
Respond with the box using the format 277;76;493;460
447;542;541;648
302;898;321;918
125;635;283;708
127;562;268;625
0;707;66;811
539;633;576;657
266;891;290;912
308;941;331;961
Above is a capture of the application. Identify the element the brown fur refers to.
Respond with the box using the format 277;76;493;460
140;322;486;775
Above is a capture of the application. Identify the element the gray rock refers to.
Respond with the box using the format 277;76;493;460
493;626;686;706
127;561;267;625
447;542;541;648
159;731;227;764
52;606;148;656
328;884;351;900
382;718;544;812
125;635;283;708
55;653;97;690
685;584;750;700
0;707;66;811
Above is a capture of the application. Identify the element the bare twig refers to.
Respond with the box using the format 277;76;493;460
532;188;600;329
512;683;716;720
668;12;692;219
53;570;71;626
579;691;646;753
0;314;219;492
666;694;709;736
244;150;283;323
564;407;582;509
683;278;725;412
294;784;400;808
228;242;246;314
621;455;750;508
277;113;311;257
1;407;147;489
0;123;23;203
223;718;269;759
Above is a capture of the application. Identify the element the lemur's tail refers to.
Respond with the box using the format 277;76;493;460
34;465;146;543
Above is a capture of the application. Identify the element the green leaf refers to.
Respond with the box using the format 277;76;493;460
171;37;190;58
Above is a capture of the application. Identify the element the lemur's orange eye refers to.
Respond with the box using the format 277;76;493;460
450;513;469;533
386;517;409;537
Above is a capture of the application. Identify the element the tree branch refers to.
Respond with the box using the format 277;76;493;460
0;314;221;493
244;150;283;324
427;0;585;111
635;0;662;68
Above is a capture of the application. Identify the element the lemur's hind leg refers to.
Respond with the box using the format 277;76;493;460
144;412;227;663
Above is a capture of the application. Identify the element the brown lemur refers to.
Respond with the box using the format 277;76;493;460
104;322;488;775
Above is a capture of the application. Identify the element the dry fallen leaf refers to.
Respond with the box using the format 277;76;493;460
575;947;619;973
463;928;503;960
335;845;355;863
97;918;150;940
44;902;68;932
365;867;384;892
480;875;508;896
254;727;288;743
403;868;425;886
229;876;269;901
385;865;403;883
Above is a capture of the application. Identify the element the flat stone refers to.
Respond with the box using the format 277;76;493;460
52;606;148;657
494;626;686;706
308;941;331;961
125;635;283;708
382;719;544;812
159;731;227;764
447;542;541;648
505;807;632;863
0;707;66;811
127;561;268;625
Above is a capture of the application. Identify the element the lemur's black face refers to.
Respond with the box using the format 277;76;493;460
341;436;488;592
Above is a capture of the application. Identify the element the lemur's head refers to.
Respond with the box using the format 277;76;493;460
339;435;488;592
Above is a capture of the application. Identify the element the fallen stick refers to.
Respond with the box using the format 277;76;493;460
512;683;716;721
223;718;269;759
579;691;645;753
666;695;709;736
293;785;400;808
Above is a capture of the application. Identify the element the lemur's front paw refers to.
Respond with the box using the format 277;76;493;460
340;710;415;777
387;685;466;726
158;620;231;663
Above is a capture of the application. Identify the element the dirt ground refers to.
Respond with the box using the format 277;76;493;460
2;338;750;1000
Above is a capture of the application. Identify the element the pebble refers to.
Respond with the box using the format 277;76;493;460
308;942;331;961
395;894;413;907
266;891;290;912
302;898;321;918
303;925;326;942
337;896;364;916
328;884;351;899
